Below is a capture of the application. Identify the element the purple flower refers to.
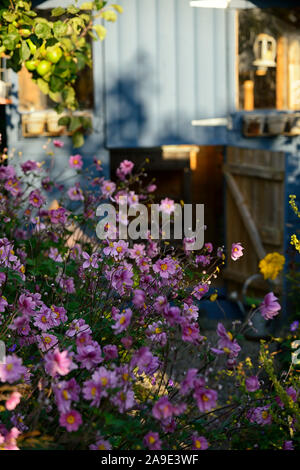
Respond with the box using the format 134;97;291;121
245;376;260;392
66;319;91;338
82;252;99;269
216;323;241;358
83;379;102;407
116;160;134;180
181;321;202;344
132;289;146;308
5;178;22;196
50;305;68;327
231;242;244;261
0;355;27;384
192;283;209;300
152;396;186;421
76;341;103;370
18;293;36;316
146;321;167;346
283;441;294;450
144;432;162;450
192;434;209;450
159;198;175;214
111;308;132;334
53;139;64;148
69;154;83;170
180;369;199;396
0;296;8;313
101;180;116;198
259;292;281;320
37;333;58;352
163;305;181;326
0;165;15;180
49;207;67;224
111;389;135;413
59;409;82;432
275;386;297;408
290;321;299;332
54;378;80;413
247;405;272;425
29;189;45;208
194;387;218;413
33;308;55;331
58;276;75;293
49;247;63;263
21;160;39;174
90;437;112;450
131;347;160;376
44;348;76;377
103;344;118;360
129;243;146;260
153;257;176;279
68;185;84;201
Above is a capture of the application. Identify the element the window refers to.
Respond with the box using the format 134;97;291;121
238;8;300;111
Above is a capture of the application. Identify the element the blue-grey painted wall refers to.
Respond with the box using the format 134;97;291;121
104;0;237;147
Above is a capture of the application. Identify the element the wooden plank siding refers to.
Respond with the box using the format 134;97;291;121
104;0;237;148
224;147;285;293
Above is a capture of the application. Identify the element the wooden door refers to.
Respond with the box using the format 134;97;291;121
224;147;285;293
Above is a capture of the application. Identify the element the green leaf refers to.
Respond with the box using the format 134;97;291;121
93;24;106;41
80;2;94;10
35;22;52;39
37;78;49;95
69;116;82;132
67;5;80;14
53;21;68;38
3;11;17;22
3;33;20;50
75;53;86;71
58;116;71;126
49;75;64;93
72;131;84;148
21;40;31;61
49;90;61;103
51;7;66;17
101;10;117;22
111;4;123;13
95;1;106;10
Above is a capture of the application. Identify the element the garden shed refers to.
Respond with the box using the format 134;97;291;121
1;0;300;317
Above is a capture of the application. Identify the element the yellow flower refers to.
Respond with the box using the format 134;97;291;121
291;234;300;253
210;293;218;302
259;252;285;280
289;195;300;218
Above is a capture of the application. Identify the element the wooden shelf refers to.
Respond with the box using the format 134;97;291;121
243;131;300;138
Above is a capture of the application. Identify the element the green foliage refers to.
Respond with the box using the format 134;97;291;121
0;0;122;146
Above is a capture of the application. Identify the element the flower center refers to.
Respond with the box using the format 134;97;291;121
101;377;108;386
66;415;75;424
160;264;168;271
195;439;201;449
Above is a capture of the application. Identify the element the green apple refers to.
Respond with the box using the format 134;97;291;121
37;60;52;77
46;46;63;64
25;60;38;72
